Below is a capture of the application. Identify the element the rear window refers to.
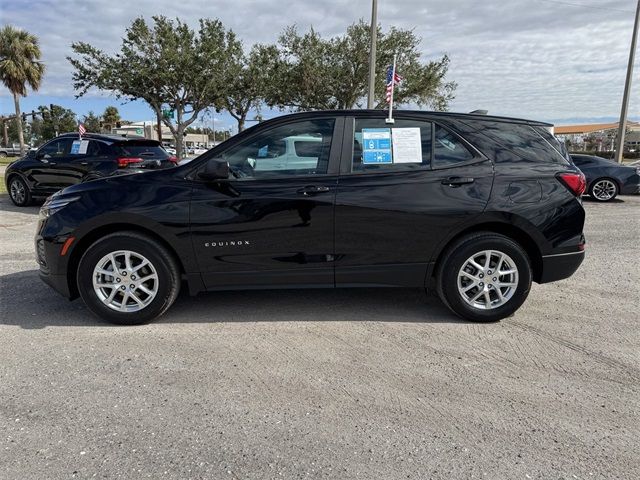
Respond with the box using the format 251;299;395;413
115;142;169;159
464;120;569;164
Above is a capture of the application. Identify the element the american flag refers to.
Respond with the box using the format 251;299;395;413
78;123;86;136
385;65;402;103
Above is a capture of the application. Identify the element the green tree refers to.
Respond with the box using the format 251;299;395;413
0;25;45;154
82;111;102;133
69;16;240;158
222;44;280;132
271;21;456;111
30;104;77;144
102;106;121;131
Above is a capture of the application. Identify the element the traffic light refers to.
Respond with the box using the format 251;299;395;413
22;113;27;122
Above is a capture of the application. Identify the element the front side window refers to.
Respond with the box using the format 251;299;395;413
39;139;73;158
220;119;335;179
352;118;432;172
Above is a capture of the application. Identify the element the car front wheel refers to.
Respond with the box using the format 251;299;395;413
77;232;181;325
436;232;532;322
589;178;618;202
8;176;32;207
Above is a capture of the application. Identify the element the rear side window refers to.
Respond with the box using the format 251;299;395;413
473;121;568;164
352;118;432;172
433;126;475;167
115;142;169;159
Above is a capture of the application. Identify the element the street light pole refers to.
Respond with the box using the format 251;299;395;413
614;0;640;164
367;0;378;109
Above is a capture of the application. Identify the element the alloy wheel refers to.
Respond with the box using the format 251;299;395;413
457;250;519;310
10;179;26;205
92;250;159;312
592;179;616;201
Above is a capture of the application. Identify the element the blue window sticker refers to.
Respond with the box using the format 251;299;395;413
362;128;392;164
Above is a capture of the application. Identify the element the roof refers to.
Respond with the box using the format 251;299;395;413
58;132;156;143
554;121;640;135
254;109;553;127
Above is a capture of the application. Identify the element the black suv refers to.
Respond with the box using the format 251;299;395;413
35;110;586;324
6;133;176;206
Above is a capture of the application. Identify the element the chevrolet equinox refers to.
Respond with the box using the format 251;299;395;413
36;110;586;324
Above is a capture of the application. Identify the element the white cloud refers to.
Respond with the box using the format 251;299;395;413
2;0;638;121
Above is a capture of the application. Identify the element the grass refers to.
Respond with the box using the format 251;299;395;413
0;176;6;194
0;156;18;166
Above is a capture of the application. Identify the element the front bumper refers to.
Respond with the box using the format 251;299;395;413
36;231;75;299
539;250;585;283
620;173;640;195
39;271;72;298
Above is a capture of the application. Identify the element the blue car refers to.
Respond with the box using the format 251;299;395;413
570;154;640;202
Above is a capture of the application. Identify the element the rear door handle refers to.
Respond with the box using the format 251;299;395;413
80;162;89;165
441;176;475;187
297;185;330;196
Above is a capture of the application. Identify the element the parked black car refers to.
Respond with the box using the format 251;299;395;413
6;133;177;206
35;110;586;325
569;154;640;202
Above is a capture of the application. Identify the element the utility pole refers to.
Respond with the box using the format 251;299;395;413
367;0;378;109
615;0;640;164
2;118;8;147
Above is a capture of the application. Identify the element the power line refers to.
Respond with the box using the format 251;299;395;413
534;0;634;13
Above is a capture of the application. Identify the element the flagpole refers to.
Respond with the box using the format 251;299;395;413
386;53;397;124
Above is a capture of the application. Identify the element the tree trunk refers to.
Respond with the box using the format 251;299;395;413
237;111;248;133
12;92;25;155
175;107;183;160
155;110;163;143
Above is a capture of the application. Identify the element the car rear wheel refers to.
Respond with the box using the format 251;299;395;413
436;232;532;322
589;178;618;202
77;232;180;325
8;176;32;207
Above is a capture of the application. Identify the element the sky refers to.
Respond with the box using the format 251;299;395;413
1;0;638;131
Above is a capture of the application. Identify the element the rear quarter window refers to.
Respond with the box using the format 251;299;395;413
464;120;569;165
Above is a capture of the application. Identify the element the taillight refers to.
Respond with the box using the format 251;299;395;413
168;156;178;164
557;172;586;196
117;157;144;168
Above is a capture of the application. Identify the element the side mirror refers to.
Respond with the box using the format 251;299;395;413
198;159;230;181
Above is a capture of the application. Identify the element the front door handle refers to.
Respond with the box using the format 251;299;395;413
297;185;330;196
441;176;475;187
80;162;89;166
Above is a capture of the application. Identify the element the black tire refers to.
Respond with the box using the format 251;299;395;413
8;175;32;207
77;231;181;325
0;151;8;158
436;232;532;322
589;178;618;202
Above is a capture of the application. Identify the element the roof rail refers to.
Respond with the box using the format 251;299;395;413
469;109;488;115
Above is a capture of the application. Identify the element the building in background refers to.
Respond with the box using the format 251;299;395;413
110;121;215;149
554;121;640;153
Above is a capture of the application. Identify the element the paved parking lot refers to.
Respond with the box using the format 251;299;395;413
1;194;638;480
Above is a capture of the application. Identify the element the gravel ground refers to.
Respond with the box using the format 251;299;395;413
0;194;638;480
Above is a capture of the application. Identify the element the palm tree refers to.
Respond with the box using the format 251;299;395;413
0;26;45;155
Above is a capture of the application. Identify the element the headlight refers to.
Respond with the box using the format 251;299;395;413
39;195;80;219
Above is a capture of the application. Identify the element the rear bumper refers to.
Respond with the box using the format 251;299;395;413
539;250;585;283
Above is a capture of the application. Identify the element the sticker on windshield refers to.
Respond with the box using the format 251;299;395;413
362;128;392;164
